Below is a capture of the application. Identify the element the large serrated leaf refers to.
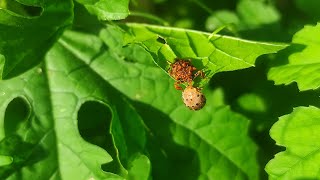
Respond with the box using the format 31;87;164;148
265;106;320;179
268;23;320;91
0;30;150;179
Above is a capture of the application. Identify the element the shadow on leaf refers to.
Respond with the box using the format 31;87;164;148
266;43;306;67
0;0;42;17
0;135;48;179
132;101;200;180
1;97;48;178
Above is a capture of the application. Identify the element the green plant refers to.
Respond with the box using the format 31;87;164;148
1;0;320;179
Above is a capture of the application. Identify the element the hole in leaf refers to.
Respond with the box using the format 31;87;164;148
78;101;112;149
0;0;42;17
4;97;30;136
157;36;167;44
78;101;122;174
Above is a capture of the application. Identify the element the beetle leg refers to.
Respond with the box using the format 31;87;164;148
194;70;205;78
174;81;183;90
187;81;193;87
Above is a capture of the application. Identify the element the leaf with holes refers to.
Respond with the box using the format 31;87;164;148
265;106;320;179
0;30;150;179
0;26;261;179
119;23;287;87
268;23;320;91
0;0;73;79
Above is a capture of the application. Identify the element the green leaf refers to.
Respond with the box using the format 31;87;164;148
235;93;267;114
127;154;151;179
268;23;320;91
237;0;280;28
120;23;287;87
8;25;260;179
205;0;281;32
0;30;150;179
97;26;260;179
205;10;240;32
0;0;73;79
0;155;12;166
0;0;28;16
76;0;130;20
265;106;320;179
170;105;259;180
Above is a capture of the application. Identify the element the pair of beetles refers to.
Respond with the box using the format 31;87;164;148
168;58;206;111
